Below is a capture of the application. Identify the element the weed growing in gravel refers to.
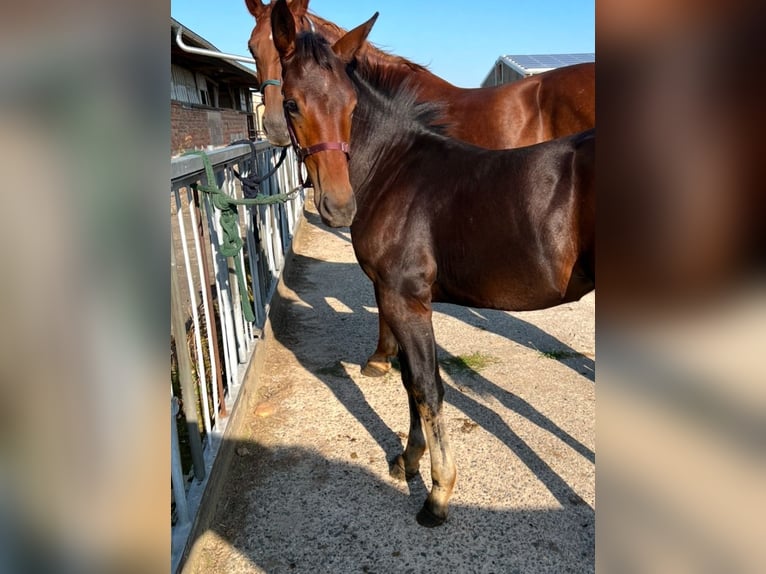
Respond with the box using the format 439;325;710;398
440;352;498;375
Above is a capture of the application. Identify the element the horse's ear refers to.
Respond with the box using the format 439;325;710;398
288;0;310;19
332;12;379;63
244;0;266;19
272;0;297;58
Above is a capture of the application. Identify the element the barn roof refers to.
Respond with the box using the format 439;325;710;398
171;18;258;88
499;53;595;75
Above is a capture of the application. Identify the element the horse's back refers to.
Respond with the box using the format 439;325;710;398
537;64;596;138
445;63;595;148
409;130;595;310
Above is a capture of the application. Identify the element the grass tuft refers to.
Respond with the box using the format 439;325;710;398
440;352;497;374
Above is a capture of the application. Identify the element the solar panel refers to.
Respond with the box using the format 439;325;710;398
501;53;595;73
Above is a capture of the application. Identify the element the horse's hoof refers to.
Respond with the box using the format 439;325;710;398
388;456;419;481
416;502;447;528
361;359;391;377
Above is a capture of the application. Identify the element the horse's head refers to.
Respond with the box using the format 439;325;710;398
272;0;378;227
245;0;313;146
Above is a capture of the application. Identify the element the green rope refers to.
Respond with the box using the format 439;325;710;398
183;149;301;323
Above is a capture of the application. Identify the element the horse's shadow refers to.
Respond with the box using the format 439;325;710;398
435;303;595;382
438;345;596;466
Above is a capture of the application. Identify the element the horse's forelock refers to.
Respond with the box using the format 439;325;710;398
291;32;335;71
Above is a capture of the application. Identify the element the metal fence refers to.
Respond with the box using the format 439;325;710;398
170;142;303;572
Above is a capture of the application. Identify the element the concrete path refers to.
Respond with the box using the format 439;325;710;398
183;200;595;574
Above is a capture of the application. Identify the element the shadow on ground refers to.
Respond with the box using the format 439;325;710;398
185;440;594;574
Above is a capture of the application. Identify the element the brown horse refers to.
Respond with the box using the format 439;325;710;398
246;0;595;376
271;0;595;526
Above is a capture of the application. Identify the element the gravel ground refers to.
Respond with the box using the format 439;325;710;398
182;199;595;574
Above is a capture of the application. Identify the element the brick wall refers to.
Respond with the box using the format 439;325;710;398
171;101;253;156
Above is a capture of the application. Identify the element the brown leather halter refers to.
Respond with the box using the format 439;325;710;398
285;112;350;161
284;109;350;188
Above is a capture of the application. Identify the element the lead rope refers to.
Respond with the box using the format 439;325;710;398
228;140;288;198
184;149;301;322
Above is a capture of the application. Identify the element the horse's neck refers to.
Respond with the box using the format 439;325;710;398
347;92;390;196
312;17;459;97
347;80;435;203
359;48;457;97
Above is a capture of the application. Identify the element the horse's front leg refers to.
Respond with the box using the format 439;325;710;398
378;287;456;527
389;370;426;481
361;313;398;377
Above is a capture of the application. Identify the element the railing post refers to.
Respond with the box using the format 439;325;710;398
171;246;206;482
191;186;227;417
171;396;191;525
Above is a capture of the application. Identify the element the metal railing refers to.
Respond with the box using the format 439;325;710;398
170;141;303;572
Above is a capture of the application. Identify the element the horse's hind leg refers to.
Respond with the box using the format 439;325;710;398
361;295;398;377
379;288;456;527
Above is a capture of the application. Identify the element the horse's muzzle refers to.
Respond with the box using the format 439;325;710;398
262;115;292;147
317;191;356;227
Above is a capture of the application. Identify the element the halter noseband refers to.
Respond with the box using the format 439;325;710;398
260;78;282;92
285;112;350;161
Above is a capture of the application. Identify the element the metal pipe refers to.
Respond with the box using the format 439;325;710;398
192;186;227;417
175;26;256;65
175;190;213;438
170;396;191;525
171;246;206;482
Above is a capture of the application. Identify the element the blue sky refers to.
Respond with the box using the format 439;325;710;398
171;1;594;88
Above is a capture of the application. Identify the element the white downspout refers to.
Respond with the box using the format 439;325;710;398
174;26;256;65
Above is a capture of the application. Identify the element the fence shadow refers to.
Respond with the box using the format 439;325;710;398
182;440;594;574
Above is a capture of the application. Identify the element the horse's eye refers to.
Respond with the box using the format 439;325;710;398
284;99;299;115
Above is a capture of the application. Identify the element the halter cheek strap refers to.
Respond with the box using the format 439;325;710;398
285;111;350;189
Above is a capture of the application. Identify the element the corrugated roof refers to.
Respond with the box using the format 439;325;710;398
501;53;595;74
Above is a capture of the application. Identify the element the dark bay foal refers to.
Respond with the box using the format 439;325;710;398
271;0;594;526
